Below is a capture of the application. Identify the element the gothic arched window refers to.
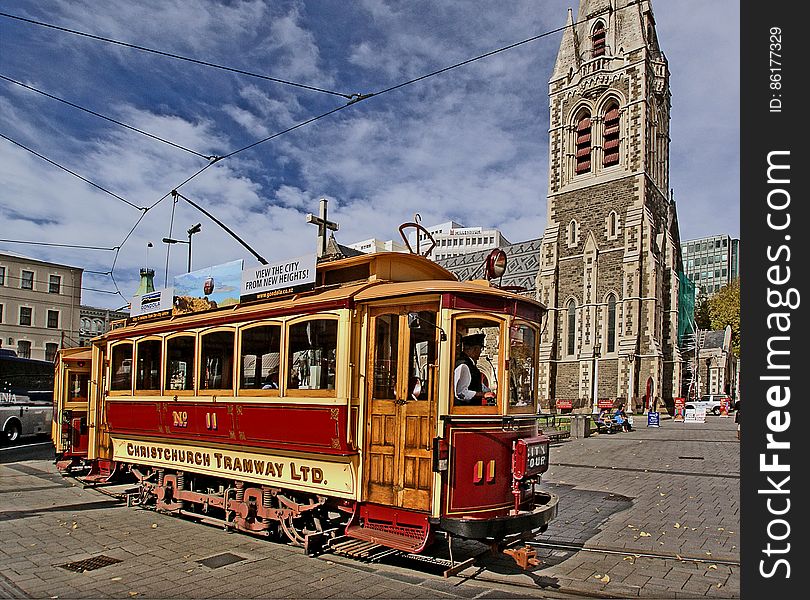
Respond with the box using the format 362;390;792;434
606;210;619;239
592;21;606;57
606;294;617;353
575;113;592;174
567;220;579;247
603;103;620;167
566;300;577;356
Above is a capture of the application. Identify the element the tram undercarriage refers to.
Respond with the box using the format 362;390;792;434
129;467;350;547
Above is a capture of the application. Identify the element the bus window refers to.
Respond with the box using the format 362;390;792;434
200;330;235;391
68;372;89;402
287;319;337;391
239;324;281;391
166;335;195;391
135;339;162;392
452;318;501;408
408;311;437;401
509;323;538;408
110;343;133;391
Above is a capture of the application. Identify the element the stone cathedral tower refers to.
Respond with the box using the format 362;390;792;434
536;0;684;414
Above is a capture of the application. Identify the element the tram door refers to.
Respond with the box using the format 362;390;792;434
365;306;439;511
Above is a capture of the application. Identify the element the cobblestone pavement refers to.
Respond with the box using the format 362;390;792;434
0;415;739;599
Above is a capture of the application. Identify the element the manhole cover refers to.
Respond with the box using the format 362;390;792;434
198;553;245;569
58;555;122;573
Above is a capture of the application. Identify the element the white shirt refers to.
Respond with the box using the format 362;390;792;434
454;362;491;401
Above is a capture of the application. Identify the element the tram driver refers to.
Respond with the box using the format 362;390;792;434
454;333;496;405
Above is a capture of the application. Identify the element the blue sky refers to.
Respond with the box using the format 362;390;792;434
0;0;740;310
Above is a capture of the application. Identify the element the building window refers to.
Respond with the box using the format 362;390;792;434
17;340;31;359
19;306;32;326
606;295;617;353
45;343;59;362
0;266;5;286
606;211;619;239
566;300;577;356
575;113;592;174
0;304;3;324
591;21;606;57
21;270;34;290
603;104;620;166
567;220;579;247
49;275;61;294
47;310;59;329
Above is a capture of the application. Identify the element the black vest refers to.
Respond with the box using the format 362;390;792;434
456;352;483;393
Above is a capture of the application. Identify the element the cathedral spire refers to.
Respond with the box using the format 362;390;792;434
550;8;579;82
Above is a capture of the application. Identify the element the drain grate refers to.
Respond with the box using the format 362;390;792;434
678;456;705;460
198;553;245;569
58;555;122;573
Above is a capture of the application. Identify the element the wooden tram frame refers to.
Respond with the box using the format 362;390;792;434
56;252;558;556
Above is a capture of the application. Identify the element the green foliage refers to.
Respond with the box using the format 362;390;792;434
708;279;741;355
694;289;712;330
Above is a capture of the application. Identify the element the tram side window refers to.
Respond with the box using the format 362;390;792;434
166;335;195;391
135;339;162;391
508;323;538;408
69;372;89;402
287;319;337;391
453;318;501;407
240;325;281;390
200;331;235;390
110;343;133;391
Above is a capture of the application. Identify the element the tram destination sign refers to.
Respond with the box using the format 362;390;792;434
241;254;316;302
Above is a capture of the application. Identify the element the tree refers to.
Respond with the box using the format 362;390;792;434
708;279;741;355
694;289;712;330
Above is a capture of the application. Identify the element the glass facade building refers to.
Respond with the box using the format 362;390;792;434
681;235;740;296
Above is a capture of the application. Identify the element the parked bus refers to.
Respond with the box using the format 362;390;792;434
74;250;558;560
0;348;54;443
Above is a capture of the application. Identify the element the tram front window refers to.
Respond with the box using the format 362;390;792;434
509;323;538;409
452;318;501;407
407;311;438;401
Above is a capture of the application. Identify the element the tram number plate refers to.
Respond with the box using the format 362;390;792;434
512;436;549;479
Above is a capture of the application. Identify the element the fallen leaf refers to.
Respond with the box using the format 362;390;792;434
717;583;724;588
151;524;158;529
705;551;712;556
639;531;651;537
623;556;634;561
708;565;718;570
718;528;725;531
594;574;603;579
659;492;666;496
110;577;122;582
675;554;683;561
674;522;681;528
128;593;138;597
601;575;610;583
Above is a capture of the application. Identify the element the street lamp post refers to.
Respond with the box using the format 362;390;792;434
163;223;202;274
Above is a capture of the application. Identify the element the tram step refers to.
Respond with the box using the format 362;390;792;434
345;522;428;554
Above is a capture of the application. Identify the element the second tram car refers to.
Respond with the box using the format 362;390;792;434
71;252;558;555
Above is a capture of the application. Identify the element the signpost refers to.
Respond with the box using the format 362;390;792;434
647;411;660;427
674;397;685;422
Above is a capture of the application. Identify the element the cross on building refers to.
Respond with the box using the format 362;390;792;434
306;198;339;257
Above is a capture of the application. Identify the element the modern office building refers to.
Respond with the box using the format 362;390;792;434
345;238;408;254
681;235;740;296
415;221;511;261
0;251;83;360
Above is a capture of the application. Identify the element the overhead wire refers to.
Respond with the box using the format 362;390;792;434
0;75;215;160
0;11;354;100
0;131;146;211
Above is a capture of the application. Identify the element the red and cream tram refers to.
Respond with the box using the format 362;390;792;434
74;251;558;555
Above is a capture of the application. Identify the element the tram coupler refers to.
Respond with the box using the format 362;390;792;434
503;545;541;569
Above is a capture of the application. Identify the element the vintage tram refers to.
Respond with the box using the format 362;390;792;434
68;251;558;555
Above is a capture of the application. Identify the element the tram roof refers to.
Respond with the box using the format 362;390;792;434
104;252;544;339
